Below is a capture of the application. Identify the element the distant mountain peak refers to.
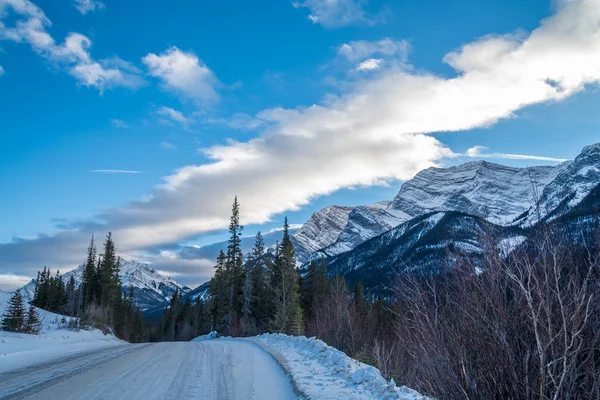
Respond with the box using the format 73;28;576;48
20;259;190;311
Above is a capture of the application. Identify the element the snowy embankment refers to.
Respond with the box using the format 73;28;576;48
245;334;427;400
0;291;124;374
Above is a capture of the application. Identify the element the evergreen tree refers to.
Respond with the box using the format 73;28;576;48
98;233;119;311
210;250;228;332
49;270;67;313
81;236;97;309
269;218;301;334
224;196;244;334
65;275;78;316
249;232;269;332
25;305;41;334
1;291;25;332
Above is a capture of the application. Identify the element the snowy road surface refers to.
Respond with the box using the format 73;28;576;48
0;340;297;400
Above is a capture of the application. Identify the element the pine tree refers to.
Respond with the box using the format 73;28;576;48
269;218;301;334
81;236;97;310
98;233;119;311
249;232;269;332
210;250;228;332
25;305;41;334
224;196;244;334
1;292;25;332
65;275;78;316
49;270;67;313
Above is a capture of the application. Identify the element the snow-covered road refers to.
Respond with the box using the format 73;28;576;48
1;340;297;400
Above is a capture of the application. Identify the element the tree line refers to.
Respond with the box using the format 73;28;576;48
2;233;146;342
196;198;600;399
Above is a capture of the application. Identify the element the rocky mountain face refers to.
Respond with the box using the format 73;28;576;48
293;143;600;292
21;259;190;311
388;161;564;226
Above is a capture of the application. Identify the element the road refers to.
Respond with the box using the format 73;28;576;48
0;340;297;400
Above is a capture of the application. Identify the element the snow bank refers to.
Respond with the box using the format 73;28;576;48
251;334;428;400
0;291;125;373
191;331;218;342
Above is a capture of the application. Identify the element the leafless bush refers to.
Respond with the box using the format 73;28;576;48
390;226;600;399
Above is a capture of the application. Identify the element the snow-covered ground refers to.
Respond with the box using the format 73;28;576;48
0;291;124;374
251;334;428;400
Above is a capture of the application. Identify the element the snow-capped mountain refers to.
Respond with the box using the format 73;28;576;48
388;161;565;226
292;203;408;264
531;143;600;224
291;205;354;263
21;259;190;311
294;142;600;274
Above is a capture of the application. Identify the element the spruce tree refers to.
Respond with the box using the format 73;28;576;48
98;232;118;311
25;305;41;334
225;196;244;334
210;250;227;332
270;218;301;334
1;292;25;332
250;232;268;332
81;236;97;310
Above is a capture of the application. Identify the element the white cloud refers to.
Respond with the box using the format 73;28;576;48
355;58;381;71
203;113;267;131
466;146;568;162
0;65;4;76
90;169;143;174
1;0;599;284
0;274;32;291
338;38;410;63
292;0;383;28
0;0;143;91
161;141;178;151
111;119;129;128
73;0;105;14
143;47;220;105
157;106;194;128
97;0;600;250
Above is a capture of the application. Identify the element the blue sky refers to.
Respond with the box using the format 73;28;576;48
1;0;600;290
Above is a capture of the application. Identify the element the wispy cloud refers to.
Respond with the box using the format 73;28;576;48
0;0;144;91
143;47;220;105
0;65;4;76
111;119;129;128
90;169;144;174
161;141;178;151
202;113;266;132
355;58;382;71
157;106;194;129
465;146;568;163
292;0;385;28
73;0;105;15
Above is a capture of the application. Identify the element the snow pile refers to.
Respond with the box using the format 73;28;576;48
252;334;428;400
191;331;218;342
0;291;124;373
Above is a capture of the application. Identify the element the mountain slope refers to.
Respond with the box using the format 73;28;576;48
318;211;522;291
389;161;565;226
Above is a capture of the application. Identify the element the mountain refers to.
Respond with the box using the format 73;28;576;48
21;259;190;311
292;203;408;264
293;143;600;292
318;211;523;291
388;161;565;226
